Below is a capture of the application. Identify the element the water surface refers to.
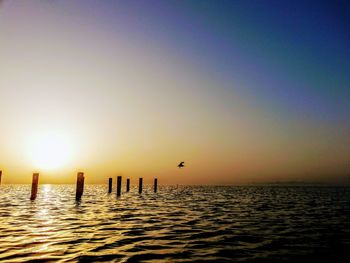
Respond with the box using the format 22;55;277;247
0;185;349;262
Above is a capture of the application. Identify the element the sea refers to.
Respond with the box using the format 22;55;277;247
0;185;349;262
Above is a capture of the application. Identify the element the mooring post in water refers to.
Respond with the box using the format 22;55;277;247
0;170;2;185
108;177;112;193
154;178;158;193
75;172;85;201
138;177;143;194
117;176;122;197
30;173;39;200
126;178;130;192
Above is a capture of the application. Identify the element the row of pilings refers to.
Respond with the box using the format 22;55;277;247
0;170;158;201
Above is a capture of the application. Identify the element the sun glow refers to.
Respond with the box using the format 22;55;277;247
28;132;74;171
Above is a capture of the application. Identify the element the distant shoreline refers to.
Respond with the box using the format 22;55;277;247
1;183;349;187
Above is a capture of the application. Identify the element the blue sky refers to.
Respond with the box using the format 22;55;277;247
121;0;350;122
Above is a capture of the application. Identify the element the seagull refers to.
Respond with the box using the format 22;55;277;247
178;161;185;168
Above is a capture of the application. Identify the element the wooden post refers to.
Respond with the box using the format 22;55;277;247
0;170;2;185
30;173;39;200
108;177;112;193
154;178;158;193
76;172;85;201
117;176;122;197
138;177;143;194
126;178;130;192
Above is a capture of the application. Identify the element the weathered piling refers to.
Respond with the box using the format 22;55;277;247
117;176;122;197
126;178;130;192
0;170;2;185
108;178;112;193
30;173;39;200
154;178;158;193
138;177;143;194
75;172;85;201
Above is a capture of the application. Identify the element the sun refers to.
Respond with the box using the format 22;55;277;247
28;132;73;171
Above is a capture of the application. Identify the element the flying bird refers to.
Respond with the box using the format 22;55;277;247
178;161;185;168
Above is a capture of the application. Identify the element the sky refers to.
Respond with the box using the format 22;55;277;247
0;0;349;184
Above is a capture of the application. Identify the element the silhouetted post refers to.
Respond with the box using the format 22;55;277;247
30;173;39;200
117;176;122;197
154;178;158;193
76;172;85;201
126;178;130;192
0;170;2;185
138;178;143;194
108;178;112;193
